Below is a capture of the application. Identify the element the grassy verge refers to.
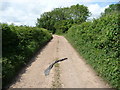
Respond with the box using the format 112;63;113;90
52;59;62;88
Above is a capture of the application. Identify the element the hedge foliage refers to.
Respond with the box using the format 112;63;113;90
66;13;120;89
2;23;52;87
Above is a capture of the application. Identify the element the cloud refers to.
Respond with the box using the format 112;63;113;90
0;0;118;26
87;4;109;19
2;0;119;3
0;1;42;26
0;2;10;11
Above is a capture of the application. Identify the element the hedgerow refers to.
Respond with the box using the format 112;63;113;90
2;23;52;87
66;13;120;89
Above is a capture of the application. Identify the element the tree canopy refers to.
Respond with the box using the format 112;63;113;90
36;4;90;33
101;3;120;16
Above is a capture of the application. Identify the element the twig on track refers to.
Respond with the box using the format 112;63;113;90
44;58;68;76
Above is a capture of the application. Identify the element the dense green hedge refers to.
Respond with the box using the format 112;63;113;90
2;23;52;87
66;13;120;89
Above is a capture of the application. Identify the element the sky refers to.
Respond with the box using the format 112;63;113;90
0;0;119;26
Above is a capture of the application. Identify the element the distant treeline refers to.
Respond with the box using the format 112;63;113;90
36;4;90;34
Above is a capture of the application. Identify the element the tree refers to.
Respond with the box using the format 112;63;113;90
54;20;73;33
101;3;120;16
36;4;90;33
36;12;55;32
69;4;90;24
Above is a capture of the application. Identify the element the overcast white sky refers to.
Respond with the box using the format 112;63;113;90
0;0;119;26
